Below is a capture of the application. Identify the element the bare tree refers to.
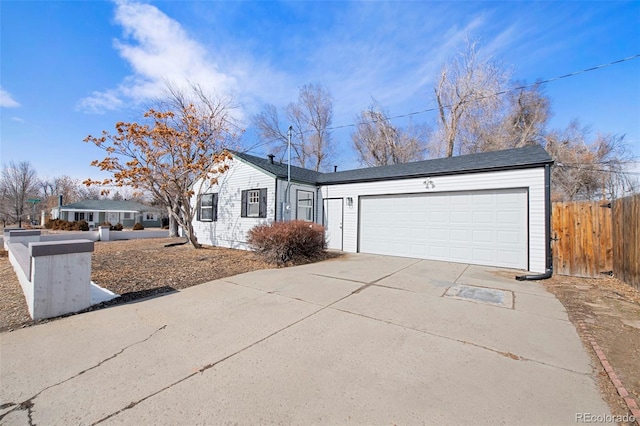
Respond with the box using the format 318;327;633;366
432;39;509;157
0;161;39;227
253;83;334;171
144;82;240;237
84;84;238;248
501;83;550;148
352;99;429;166
544;121;636;200
41;175;85;209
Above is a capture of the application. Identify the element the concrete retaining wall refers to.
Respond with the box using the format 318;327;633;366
6;228;170;244
5;229;94;320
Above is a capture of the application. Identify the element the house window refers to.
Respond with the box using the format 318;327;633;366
74;212;85;221
297;190;314;222
145;212;157;221
198;193;218;222
241;188;267;218
124;212;132;219
248;190;260;217
88;212;94;222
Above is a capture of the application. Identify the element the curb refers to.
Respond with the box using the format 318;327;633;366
577;319;640;426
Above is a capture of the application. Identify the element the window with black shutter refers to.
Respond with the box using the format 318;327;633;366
198;193;218;222
241;188;267;218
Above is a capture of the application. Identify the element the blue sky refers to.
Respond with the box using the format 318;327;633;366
1;0;639;181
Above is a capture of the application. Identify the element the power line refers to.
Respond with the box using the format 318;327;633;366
556;164;640;176
325;53;640;132
245;53;640;157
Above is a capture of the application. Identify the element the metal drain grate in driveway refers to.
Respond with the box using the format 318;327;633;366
444;284;513;309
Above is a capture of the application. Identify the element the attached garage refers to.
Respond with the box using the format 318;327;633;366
359;189;528;269
194;145;552;274
319;145;553;273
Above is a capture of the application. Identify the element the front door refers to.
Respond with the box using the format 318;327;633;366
323;198;343;250
107;212;119;224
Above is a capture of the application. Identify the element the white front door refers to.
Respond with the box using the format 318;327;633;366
323;198;343;250
107;212;119;224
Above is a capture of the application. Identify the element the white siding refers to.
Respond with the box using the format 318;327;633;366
192;159;276;250
319;167;547;273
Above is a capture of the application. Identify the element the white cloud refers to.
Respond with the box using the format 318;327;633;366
0;87;20;108
11;117;25;123
77;0;238;114
76;89;124;114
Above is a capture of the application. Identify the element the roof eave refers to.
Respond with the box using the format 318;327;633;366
319;161;553;185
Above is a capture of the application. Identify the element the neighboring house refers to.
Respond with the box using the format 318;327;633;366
51;200;164;228
193;145;553;273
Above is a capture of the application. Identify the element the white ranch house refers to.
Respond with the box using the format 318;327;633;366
192;145;553;273
51;200;164;228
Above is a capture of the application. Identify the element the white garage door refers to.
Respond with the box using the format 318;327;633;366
359;189;528;269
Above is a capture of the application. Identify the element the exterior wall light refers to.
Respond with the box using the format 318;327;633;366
346;197;354;208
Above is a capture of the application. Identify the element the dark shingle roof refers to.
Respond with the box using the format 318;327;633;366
232;144;553;186
60;200;160;212
231;151;321;184
319;144;553;184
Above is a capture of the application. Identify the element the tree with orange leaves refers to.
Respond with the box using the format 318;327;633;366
84;91;238;248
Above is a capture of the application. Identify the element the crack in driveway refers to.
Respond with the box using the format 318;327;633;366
91;306;328;424
330;306;591;376
0;325;167;424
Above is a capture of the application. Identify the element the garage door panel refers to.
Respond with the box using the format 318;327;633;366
472;229;493;243
472;248;493;262
429;211;447;223
450;229;470;242
498;210;520;224
359;189;527;269
473;211;494;224
450;211;470;223
450;246;471;260
498;230;521;244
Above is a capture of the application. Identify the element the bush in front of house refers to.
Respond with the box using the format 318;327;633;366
133;222;144;230
44;219;89;231
112;223;123;231
247;220;326;266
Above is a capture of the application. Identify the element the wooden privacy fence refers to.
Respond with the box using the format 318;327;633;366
552;201;612;279
552;195;640;290
612;194;640;290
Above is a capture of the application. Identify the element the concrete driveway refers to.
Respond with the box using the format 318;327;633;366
0;254;610;425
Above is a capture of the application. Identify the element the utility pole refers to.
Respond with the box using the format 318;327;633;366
27;198;41;225
286;125;292;221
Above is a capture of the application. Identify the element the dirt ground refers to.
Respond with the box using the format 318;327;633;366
1;239;639;422
543;274;640;424
0;237;276;332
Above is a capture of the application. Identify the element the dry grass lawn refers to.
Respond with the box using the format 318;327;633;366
0;237;276;331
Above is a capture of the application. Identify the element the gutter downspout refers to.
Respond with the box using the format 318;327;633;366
516;163;553;281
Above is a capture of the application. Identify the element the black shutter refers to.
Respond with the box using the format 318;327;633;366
213;193;219;221
196;196;201;221
240;190;248;217
259;188;267;218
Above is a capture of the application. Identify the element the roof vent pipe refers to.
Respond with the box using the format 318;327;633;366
267;154;275;164
334;165;338;173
